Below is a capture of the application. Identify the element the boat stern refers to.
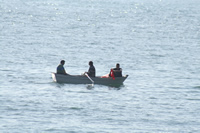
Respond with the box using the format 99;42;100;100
51;73;57;82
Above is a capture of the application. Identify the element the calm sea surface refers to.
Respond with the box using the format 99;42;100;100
1;0;200;132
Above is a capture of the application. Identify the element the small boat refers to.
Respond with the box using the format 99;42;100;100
51;73;128;86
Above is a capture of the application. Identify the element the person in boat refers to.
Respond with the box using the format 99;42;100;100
57;60;68;75
109;63;122;77
85;61;96;77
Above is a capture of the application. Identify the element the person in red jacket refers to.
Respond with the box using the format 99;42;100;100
109;63;122;77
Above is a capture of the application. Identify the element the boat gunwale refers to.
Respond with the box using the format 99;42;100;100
51;72;128;85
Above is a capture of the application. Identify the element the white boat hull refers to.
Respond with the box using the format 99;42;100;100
52;73;128;86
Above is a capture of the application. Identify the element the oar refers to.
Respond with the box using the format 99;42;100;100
85;73;94;85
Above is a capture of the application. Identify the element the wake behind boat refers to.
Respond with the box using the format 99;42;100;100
52;73;128;86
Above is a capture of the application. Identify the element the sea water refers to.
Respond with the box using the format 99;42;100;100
0;0;200;132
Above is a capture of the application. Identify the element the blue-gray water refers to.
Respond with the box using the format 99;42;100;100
1;0;200;132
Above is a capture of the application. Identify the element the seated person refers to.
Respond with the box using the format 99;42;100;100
85;61;96;77
109;63;122;77
57;60;68;74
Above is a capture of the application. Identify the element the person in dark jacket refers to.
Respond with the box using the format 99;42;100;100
57;60;68;74
85;61;96;77
110;63;122;77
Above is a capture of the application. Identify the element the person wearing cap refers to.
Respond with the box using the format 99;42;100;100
57;60;68;74
85;61;96;77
